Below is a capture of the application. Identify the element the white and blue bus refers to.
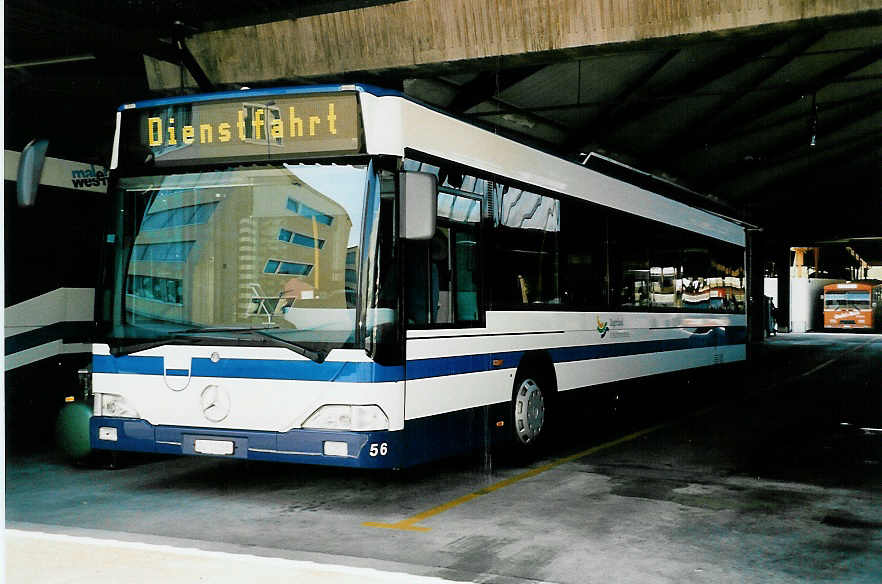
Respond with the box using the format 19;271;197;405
85;84;747;468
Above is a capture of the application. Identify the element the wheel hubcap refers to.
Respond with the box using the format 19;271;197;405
514;378;545;444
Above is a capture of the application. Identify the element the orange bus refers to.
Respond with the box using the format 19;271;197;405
822;282;882;330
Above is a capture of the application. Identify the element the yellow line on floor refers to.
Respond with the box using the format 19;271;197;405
365;336;879;533
363;419;671;532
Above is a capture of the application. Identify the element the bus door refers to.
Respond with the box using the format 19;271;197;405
402;171;484;462
402;165;483;330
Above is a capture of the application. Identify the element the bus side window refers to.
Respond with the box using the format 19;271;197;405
404;220;482;327
490;187;560;306
405;239;430;326
453;230;479;322
404;227;454;325
403;158;485;328
559;197;605;308
431;225;480;324
430;227;452;324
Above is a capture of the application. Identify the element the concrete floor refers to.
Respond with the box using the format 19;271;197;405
6;333;882;583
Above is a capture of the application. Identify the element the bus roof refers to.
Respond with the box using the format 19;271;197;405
115;84;747;246
823;281;880;291
118;84;400;111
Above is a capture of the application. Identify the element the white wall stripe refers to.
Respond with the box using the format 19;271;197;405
5;341;92;371
4;288;95;334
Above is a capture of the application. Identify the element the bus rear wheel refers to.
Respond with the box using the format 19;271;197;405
512;374;547;447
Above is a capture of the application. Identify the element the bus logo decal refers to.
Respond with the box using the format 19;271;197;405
596;317;609;338
200;385;231;423
70;164;108;188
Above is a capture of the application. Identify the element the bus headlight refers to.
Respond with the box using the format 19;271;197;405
302;405;388;431
94;393;139;418
77;366;92;398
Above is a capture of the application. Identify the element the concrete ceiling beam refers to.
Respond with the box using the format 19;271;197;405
145;0;882;91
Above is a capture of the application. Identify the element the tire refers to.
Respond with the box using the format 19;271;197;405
511;371;549;448
55;402;92;461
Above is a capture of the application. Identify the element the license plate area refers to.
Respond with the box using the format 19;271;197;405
183;435;248;458
195;439;234;455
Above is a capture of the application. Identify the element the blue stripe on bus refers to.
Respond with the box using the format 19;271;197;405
93;326;746;382
93;355;164;375
548;333;736;363
92;355;405;383
404;352;515;379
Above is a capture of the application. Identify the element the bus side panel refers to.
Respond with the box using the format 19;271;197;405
401;407;505;467
554;345;745;391
403;313;746;462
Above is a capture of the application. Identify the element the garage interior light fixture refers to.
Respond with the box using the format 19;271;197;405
809;93;818;147
5;54;96;69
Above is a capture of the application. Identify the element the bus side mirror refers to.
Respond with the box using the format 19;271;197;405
16;139;49;207
400;171;437;240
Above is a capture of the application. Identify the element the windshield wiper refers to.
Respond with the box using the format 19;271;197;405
109;336;211;357
178;325;280;333
109;325;329;363
109;325;280;356
178;327;329;363
251;330;329;363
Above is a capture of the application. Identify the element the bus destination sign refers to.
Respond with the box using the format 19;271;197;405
127;92;361;167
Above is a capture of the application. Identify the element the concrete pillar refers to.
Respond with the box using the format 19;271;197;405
789;247;818;333
777;245;791;333
746;230;766;346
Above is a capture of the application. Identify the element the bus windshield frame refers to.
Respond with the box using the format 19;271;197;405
98;157;398;361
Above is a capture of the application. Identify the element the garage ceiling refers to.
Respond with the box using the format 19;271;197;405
5;1;881;261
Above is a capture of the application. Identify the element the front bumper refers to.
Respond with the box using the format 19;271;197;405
90;417;403;468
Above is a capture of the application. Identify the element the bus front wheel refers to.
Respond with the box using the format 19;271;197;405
511;373;547;447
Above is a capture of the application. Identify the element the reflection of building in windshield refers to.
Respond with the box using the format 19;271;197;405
125;170;355;327
344;246;358;306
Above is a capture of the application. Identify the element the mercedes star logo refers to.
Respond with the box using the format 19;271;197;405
200;385;231;423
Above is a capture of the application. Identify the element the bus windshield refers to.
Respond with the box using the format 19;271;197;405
825;291;871;310
105;163;374;356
